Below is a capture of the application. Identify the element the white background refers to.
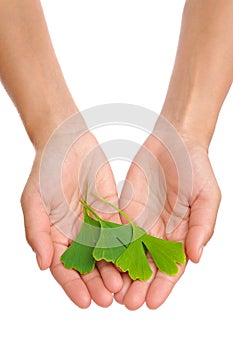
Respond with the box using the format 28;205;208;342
1;1;232;349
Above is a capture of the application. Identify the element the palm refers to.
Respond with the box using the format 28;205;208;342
21;129;123;308
116;131;220;310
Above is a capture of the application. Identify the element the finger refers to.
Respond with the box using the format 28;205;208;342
93;202;124;294
81;268;113;308
114;273;132;304
97;260;123;293
51;243;91;308
146;265;186;309
186;186;221;263
122;259;157;310
123;278;153;310
21;190;54;270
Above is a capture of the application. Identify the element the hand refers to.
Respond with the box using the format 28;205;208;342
21;115;123;308
115;117;221;310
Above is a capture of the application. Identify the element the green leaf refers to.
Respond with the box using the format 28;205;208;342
60;213;100;274
116;238;153;281
95;195;186;279
142;234;186;275
93;220;132;263
81;199;132;263
61;194;186;280
114;224;153;281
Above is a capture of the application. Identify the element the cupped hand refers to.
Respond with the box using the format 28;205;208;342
115;117;221;310
21;114;123;308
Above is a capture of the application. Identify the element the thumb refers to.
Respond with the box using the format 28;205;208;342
186;185;221;263
21;187;54;270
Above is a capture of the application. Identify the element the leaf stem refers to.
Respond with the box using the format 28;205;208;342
94;194;136;228
80;199;102;222
84;182;89;201
82;182;90;220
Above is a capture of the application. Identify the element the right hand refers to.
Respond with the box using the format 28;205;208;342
21;116;123;308
115;120;221;310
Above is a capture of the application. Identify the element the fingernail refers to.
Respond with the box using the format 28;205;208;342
36;253;43;269
198;245;204;261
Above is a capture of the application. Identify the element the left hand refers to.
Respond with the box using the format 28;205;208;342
115;123;221;310
21;123;123;308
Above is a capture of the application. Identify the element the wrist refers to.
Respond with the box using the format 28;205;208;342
21;97;79;151
160;97;219;151
26;108;80;151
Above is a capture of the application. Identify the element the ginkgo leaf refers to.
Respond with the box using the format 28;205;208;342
93;220;132;263
61;194;186;281
80;200;132;263
115;224;153;281
116;238;153;281
143;234;186;275
96;195;186;279
60;211;100;274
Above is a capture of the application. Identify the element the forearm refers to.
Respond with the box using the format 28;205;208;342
0;0;78;149
161;0;233;148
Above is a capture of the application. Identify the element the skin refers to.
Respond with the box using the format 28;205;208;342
0;0;123;308
1;0;232;310
116;0;233;310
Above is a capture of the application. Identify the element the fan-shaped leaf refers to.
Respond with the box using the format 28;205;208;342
143;235;186;275
116;238;153;281
93;221;132;263
60;212;100;274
